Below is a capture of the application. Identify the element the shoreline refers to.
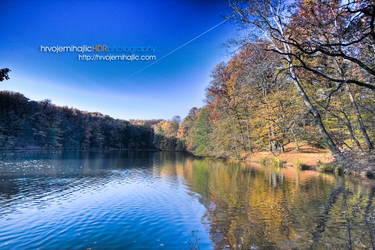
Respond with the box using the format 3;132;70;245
242;148;375;180
1;146;374;179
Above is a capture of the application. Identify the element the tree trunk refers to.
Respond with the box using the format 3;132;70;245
275;19;341;156
291;128;300;152
287;64;340;156
340;107;363;152
345;84;374;151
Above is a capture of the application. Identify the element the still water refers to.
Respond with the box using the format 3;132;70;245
0;151;374;249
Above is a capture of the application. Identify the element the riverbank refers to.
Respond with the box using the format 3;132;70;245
244;143;375;179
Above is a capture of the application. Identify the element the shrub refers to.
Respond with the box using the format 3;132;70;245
335;167;343;175
295;161;310;170
270;157;284;168
260;157;268;166
317;161;335;173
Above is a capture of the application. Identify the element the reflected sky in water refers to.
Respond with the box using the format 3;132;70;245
0;151;374;249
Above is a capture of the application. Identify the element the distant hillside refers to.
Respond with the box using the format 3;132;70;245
0;91;161;150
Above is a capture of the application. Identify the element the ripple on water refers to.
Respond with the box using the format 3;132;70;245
1;151;374;249
0;155;212;249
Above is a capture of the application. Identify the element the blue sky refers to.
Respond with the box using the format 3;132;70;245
0;0;236;120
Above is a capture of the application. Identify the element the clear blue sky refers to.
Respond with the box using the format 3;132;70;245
0;0;236;120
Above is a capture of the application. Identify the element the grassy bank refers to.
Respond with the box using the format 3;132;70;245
243;143;375;179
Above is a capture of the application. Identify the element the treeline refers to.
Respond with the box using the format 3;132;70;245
2;0;375;159
154;0;375;159
0;91;159;150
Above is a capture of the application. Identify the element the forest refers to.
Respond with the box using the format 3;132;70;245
154;0;375;163
1;0;375;166
0;91;159;150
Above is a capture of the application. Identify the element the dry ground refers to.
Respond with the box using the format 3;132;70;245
246;142;334;167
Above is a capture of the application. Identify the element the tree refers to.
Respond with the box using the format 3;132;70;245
229;0;349;156
190;108;213;156
0;68;10;82
0;91;158;150
286;0;375;91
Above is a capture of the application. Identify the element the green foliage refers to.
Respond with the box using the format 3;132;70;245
317;161;343;175
269;157;284;168
259;156;284;168
317;161;336;173
191;108;212;156
260;157;268;166
335;166;343;175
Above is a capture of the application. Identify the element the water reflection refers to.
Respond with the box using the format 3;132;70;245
0;151;374;249
158;157;375;249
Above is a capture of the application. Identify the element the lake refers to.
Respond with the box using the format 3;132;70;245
0;151;374;249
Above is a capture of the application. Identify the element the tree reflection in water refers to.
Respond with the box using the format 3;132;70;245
159;157;375;249
1;151;374;249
